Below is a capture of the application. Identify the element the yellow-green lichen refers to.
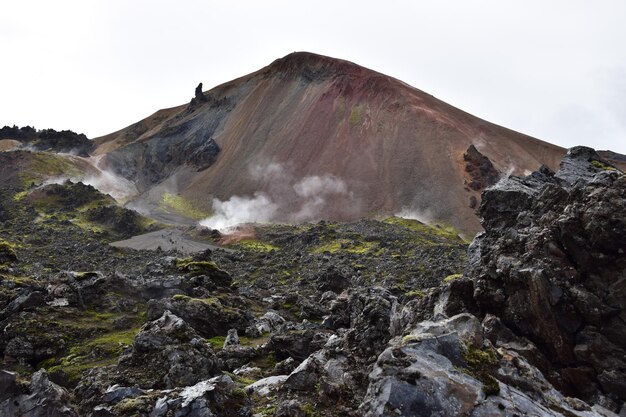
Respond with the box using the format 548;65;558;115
383;217;464;242
160;192;211;220
405;290;427;299
349;105;364;128
234;239;280;252
462;345;500;396
591;160;618;171
175;258;225;277
443;273;463;283
0;239;18;264
43;327;139;383
312;238;377;254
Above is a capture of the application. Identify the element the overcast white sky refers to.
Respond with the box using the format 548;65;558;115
1;0;625;153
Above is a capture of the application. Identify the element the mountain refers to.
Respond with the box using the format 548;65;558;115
93;52;566;237
2;53;626;417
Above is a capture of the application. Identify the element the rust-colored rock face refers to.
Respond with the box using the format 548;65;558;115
94;52;566;237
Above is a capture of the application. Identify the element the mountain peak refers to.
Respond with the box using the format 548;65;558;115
265;51;364;80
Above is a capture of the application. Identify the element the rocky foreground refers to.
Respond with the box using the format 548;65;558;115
0;146;625;416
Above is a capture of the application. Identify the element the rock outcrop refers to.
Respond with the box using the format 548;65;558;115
469;147;626;404
0;369;78;417
464;144;500;192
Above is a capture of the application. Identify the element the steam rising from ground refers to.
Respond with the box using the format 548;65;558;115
200;163;356;231
29;153;138;203
202;193;278;230
81;169;138;203
394;207;435;224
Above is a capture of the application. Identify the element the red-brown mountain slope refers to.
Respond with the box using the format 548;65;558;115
93;52;566;237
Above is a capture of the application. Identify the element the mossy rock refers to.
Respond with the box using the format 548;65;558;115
175;258;232;285
443;273;463;283
42;327;139;385
73;271;100;281
462;345;500;396
404;290;426;299
233;239;280;253
591;159;619;171
0;239;18;264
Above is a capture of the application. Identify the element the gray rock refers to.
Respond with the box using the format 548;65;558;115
223;328;240;348
469;147;626;403
246;375;289;396
0;369;78;417
0;370;19;401
103;384;145;404
360;314;620;417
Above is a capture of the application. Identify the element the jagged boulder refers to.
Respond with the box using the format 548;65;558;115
344;287;399;362
190;82;208;106
360;314;619;417
85;375;247;417
0;369;78;417
463;144;500;191
147;294;252;338
468;147;626;404
120;310;219;388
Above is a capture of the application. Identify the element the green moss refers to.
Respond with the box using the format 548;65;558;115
172;294;227;311
481;373;501;396
405;290;426;299
0;239;18;264
173;294;219;305
349;105;364;127
240;334;271;348
443;273;463;283
311;238;377;254
12;190;28;201
75;328;138;356
234;239;280;252
301;402;322;417
462;345;500;396
44;327;139;384
402;334;421;345
17;152;83;186
251;352;277;370
0;274;40;286
113;397;152;414
592;160;618;171
463;346;498;367
383;217;463;241
175;258;226;277
73;271;99;281
160;192;210;220
207;335;226;350
226;371;257;386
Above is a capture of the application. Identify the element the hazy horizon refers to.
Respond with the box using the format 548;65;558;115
1;0;625;153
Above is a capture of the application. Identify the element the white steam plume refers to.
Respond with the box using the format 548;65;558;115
79;155;138;203
293;175;347;198
81;170;138;203
199;192;278;230
395;207;435;224
292;174;350;221
199;163;355;231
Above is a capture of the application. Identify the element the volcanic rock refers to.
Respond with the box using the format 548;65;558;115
0;369;78;417
118;310;219;389
469;146;626;402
